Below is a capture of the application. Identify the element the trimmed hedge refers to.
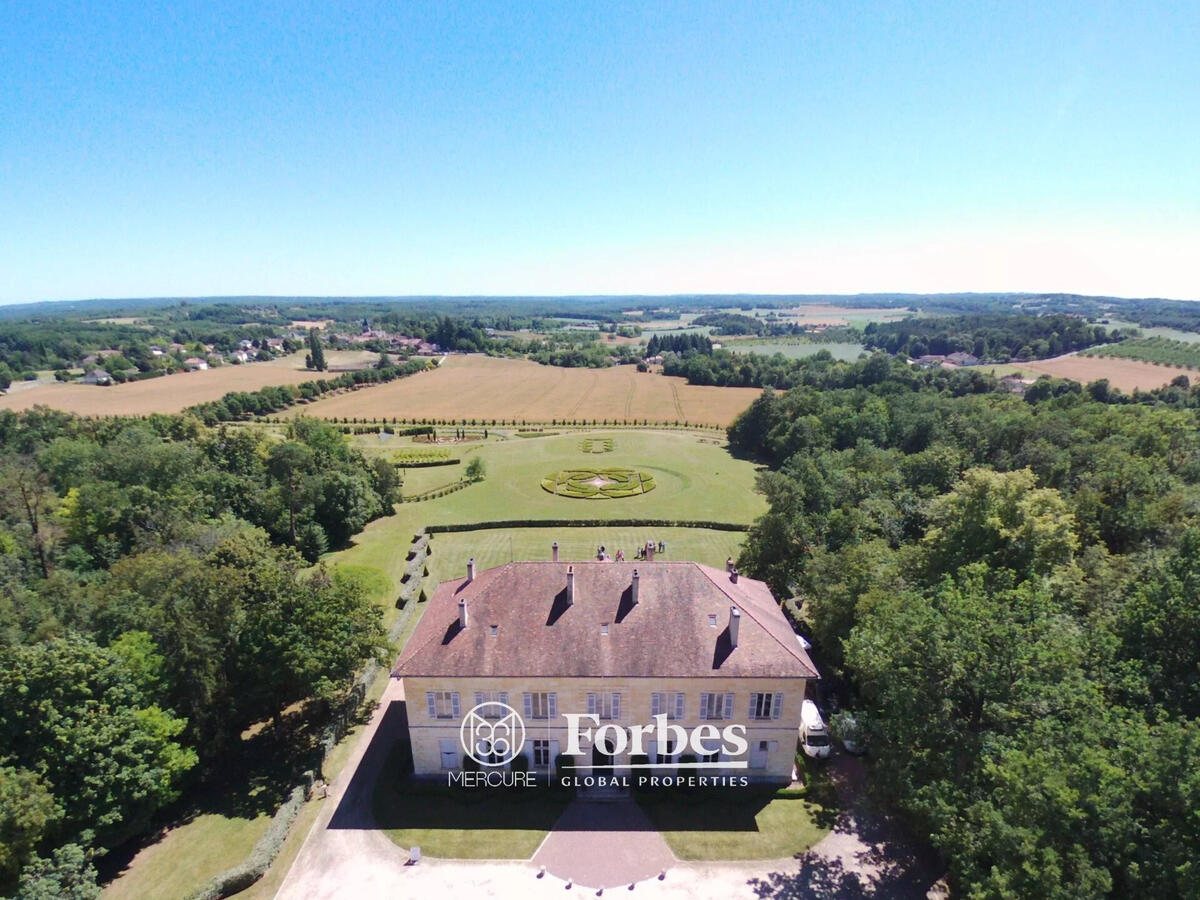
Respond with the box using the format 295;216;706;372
184;778;312;900
426;518;749;533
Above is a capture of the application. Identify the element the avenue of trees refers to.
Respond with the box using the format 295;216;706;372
0;410;390;896
731;354;1200;899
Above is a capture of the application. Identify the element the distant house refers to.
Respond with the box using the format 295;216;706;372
238;339;254;350
1001;374;1028;394
913;355;947;368
183;357;209;371
643;355;664;365
232;350;251;363
149;346;165;357
80;354;100;368
417;341;440;356
82;368;112;385
946;352;981;367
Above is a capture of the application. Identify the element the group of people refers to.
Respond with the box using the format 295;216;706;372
594;540;667;562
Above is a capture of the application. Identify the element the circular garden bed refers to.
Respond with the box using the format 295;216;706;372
541;467;656;499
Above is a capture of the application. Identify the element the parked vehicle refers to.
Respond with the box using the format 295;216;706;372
799;699;832;759
831;711;867;755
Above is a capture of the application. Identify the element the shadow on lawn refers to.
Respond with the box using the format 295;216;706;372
100;694;370;884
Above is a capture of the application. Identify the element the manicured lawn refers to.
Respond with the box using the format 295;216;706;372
373;772;571;859
101;812;271;900
636;789;830;860
328;428;765;629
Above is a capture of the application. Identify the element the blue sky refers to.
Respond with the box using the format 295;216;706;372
1;1;1197;302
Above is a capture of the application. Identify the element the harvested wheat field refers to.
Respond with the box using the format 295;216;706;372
1016;354;1195;392
0;352;378;416
292;354;761;425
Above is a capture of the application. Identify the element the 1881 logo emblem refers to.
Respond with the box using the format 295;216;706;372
460;702;525;767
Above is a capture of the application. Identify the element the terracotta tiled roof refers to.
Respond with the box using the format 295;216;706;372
394;561;818;680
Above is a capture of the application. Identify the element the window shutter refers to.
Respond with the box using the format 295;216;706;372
748;693;757;720
499;691;508;706
769;741;778;753
651;692;662;717
550;740;559;767
772;692;783;720
674;692;685;720
451;693;460;718
523;693;532;718
587;693;597;716
723;693;734;720
612;693;621;720
426;692;437;719
474;691;483;707
698;692;709;720
548;693;557;718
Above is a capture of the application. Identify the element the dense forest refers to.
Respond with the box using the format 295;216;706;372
0;411;392;896
729;354;1200;899
861;313;1121;360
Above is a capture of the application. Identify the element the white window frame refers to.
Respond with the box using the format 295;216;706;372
587;692;622;721
698;692;735;721
650;691;685;720
749;692;784;721
523;691;557;720
427;690;460;720
473;690;510;718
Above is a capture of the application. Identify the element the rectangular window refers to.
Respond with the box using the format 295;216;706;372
651;691;685;720
533;740;551;767
427;691;460;720
749;692;784;721
587;692;621;720
698;692;734;721
523;691;556;720
473;691;510;719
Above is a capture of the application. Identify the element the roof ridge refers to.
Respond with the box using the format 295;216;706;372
696;564;815;674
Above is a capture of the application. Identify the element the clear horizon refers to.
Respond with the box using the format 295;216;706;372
2;2;1198;304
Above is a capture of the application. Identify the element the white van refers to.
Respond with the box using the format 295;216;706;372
799;699;832;759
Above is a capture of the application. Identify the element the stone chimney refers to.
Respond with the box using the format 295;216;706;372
458;597;469;629
552;541;559;563
646;543;655;562
631;568;640;605
730;566;739;584
467;557;476;582
726;557;734;573
566;565;575;606
729;606;741;648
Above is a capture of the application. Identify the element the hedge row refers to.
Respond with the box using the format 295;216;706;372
184;359;428;424
184;778;312;900
395;458;460;468
426;518;749;533
400;479;469;503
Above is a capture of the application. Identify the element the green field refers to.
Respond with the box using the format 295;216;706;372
334;429;765;628
1081;336;1200;369
725;339;866;361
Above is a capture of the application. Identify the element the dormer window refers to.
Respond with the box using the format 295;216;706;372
600;623;609;635
708;614;718;627
489;625;498;636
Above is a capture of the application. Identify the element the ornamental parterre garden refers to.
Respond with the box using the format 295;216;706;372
540;466;657;498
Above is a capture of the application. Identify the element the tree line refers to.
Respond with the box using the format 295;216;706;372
730;353;1200;899
0;410;392;896
861;313;1121;360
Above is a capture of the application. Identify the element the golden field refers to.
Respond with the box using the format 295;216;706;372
291;354;761;425
0;352;378;416
1011;353;1195;392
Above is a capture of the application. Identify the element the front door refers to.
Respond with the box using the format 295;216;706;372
439;738;459;769
592;740;614;771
